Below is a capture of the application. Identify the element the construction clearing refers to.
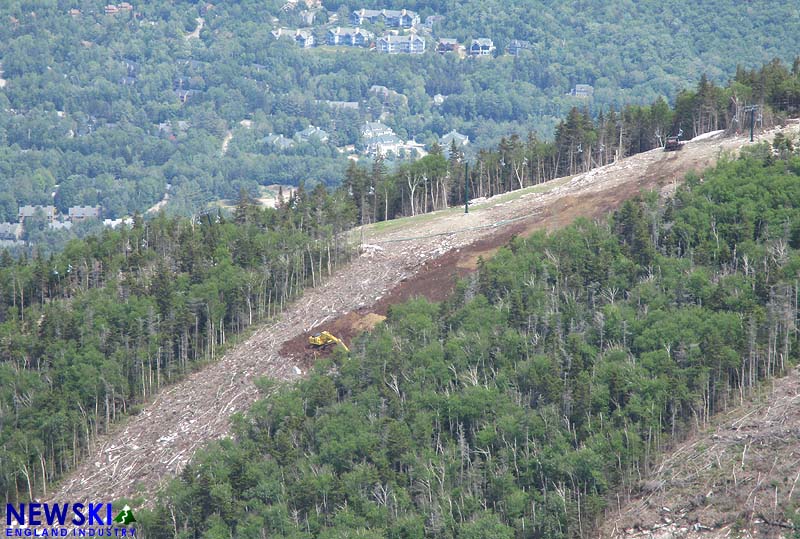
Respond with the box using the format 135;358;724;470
45;123;799;526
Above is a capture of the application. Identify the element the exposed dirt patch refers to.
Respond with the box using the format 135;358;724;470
281;310;386;364
280;247;476;361
371;246;477;306
185;17;204;41
353;312;387;331
221;130;233;155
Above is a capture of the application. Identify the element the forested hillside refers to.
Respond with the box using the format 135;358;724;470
345;60;800;225
0;186;355;503
1;0;799;232
138;144;800;538
327;0;799;104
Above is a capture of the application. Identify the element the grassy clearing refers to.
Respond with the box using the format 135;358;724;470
366;206;464;234
470;176;573;207
364;176;573;236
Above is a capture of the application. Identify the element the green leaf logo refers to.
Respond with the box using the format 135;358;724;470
113;505;137;525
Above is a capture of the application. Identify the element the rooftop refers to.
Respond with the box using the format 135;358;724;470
379;34;423;43
363;121;394;136
19;205;56;216
441;129;470;145
69;205;101;218
295;125;329;141
329;26;372;36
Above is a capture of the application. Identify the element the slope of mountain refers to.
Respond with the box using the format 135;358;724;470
600;367;800;539
44;123;796;509
133;126;800;538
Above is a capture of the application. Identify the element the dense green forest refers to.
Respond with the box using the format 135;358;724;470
0;186;356;503
139;145;800;538
344;59;800;224
1;0;799;228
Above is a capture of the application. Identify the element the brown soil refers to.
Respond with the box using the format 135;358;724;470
280;247;476;361
282;161;690;364
46;125;798;509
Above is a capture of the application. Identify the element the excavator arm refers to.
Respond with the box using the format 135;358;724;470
329;335;350;352
308;331;350;352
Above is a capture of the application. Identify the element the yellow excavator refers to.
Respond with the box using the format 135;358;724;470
308;331;350;352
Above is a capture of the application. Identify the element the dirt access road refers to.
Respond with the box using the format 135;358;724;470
46;125;797;507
